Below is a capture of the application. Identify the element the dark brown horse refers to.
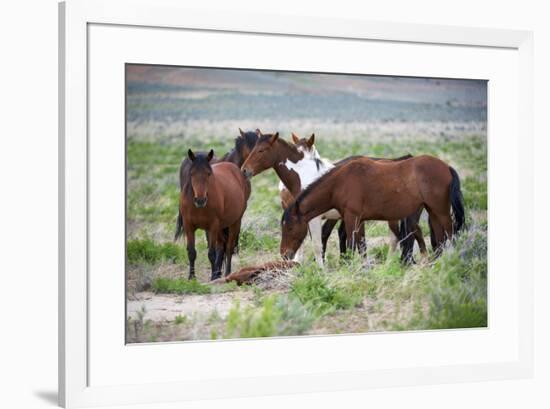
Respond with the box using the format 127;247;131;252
280;155;465;262
177;149;251;280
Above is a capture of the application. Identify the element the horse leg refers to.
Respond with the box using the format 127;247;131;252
208;246;216;275
184;227;197;280
321;219;338;260
387;221;400;255
427;212;445;258
224;221;241;276
438;213;453;243
398;218;415;264
309;217;324;268
410;209;428;262
356;222;367;257
208;224;223;281
338;220;347;258
343;214;360;255
427;216;438;251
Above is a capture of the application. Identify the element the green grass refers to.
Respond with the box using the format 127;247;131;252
127;238;187;264
462;176;488;210
152;277;212;294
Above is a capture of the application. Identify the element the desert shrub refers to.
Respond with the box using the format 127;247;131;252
225;297;282;338
174;314;187;325
290;263;366;317
409;224;488;330
224;295;314;339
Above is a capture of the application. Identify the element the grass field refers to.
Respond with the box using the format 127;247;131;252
125;66;487;343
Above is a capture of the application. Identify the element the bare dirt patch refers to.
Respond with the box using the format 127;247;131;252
128;290;255;322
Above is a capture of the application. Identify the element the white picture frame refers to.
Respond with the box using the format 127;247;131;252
59;0;534;407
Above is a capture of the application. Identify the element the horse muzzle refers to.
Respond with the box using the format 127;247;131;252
242;168;254;179
193;197;208;208
281;249;295;261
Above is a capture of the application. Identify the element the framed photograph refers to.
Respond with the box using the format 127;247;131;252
59;0;534;407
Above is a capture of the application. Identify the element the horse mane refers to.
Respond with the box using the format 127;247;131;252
314;158;323;171
333;153;413;167
258;134;298;154
222;131;259;164
236;131;258;152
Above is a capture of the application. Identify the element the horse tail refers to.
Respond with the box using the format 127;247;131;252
174;210;184;242
449;166;465;235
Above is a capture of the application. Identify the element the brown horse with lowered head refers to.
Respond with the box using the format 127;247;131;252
280;155;465;261
177;149;251;280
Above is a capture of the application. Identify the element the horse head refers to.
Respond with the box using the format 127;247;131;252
187;149;214;208
280;202;308;261
290;132;318;160
240;129;281;178
234;128;260;166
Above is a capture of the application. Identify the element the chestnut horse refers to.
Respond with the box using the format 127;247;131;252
280;155;464;262
177;149;251;280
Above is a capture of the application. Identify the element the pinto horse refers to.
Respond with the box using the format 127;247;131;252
177;149;251;280
241;130;334;267
280;155;465;262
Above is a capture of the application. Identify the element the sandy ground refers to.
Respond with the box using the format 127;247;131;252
127;291;255;322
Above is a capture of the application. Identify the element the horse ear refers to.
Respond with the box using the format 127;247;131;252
291;133;300;144
255;128;263;137
307;133;315;147
239;128;245;138
207;149;214;162
188;149;196;161
269;132;279;145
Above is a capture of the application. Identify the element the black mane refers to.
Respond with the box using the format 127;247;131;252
222;131;259;165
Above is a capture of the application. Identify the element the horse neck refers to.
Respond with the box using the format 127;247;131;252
222;149;241;166
274;163;301;196
271;140;304;196
296;176;337;223
275;139;303;164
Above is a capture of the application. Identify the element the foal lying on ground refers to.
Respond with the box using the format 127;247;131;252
280;155;465;263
